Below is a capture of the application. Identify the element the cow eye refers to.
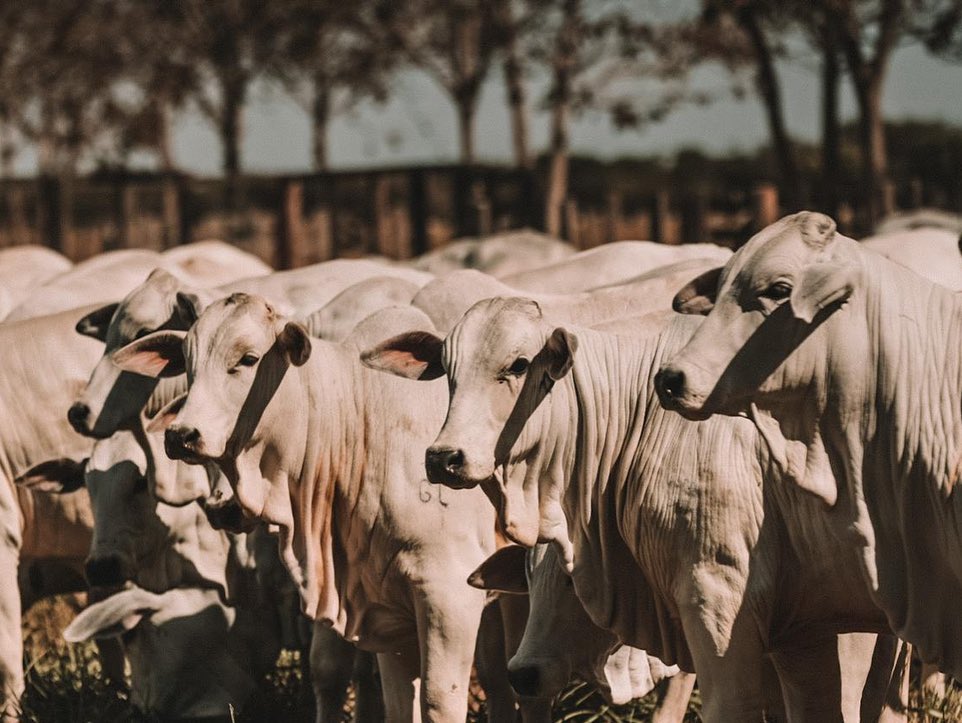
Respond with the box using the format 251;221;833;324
507;358;529;375
238;353;259;367
760;281;792;301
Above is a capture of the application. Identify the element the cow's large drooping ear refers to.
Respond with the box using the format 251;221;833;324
112;330;187;378
15;458;87;493
63;586;160;642
467;545;528;594
790;260;861;324
145;393;187;433
360;331;445;381
672;267;723;315
173;290;208;326
75;303;119;342
278;322;312;366
543;327;577;381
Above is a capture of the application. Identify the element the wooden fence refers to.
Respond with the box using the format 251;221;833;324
0;165;931;267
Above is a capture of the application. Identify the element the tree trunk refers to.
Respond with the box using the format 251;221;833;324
738;7;801;209
544;0;579;239
500;11;530;170
0;122;13;180
456;93;477;166
853;76;887;225
504;58;530;170
312;73;330;172
820;23;841;218
156;102;175;174
219;77;246;210
544;71;571;239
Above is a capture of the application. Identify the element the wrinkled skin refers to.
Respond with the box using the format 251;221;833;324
657;210;962;681
361;297;899;722
114;296;503;722
65;585;279;719
469;543;691;716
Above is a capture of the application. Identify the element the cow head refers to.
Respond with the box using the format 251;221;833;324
113;293;310;463
655;211;865;505
470;544;673;705
64;585;274;719
362;297;575;546
69;269;210;439
19;431;229;592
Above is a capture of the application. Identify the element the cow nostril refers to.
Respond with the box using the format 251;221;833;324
507;665;541;697
426;446;465;477
443;448;464;473
656;367;686;400
67;403;90;430
165;426;202;460
85;556;128;587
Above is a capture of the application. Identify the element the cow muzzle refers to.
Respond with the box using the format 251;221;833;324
425;445;484;489
67;402;94;437
654;365;712;420
165;425;206;463
85;555;133;588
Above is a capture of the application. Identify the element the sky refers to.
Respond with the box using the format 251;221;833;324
12;37;962;176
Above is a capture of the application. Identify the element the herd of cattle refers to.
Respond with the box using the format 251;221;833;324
1;209;962;722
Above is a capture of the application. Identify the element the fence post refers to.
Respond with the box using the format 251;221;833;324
408;169;428;257
122;184;139;249
908;178;923;209
753;183;780;232
564;198;580;248
162;175;182;248
607;191;622;244
280;178;307;269
473;180;492;237
375;175;395;258
881;180;897;218
651;191;671;244
6;186;30;246
681;193;708;244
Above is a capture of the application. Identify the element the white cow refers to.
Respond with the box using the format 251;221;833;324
861;227;962;291
22;428;381;722
303;276;422;342
361;298;898;722
657;210;962;684
412;258;727;335
470;543;694;722
0;305;110;717
500;240;732;294
160;239;273;281
69;260;432;439
113;300;511;722
410;229;573;277
0;245;72;320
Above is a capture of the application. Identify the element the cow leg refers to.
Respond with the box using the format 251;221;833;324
309;623;354;723
770;632;869;723
352;650;384;723
377;648;421;723
474;598;520;722
679;606;767;722
921;662;947;699
0;543;22;721
414;586;485;723
651;672;696;723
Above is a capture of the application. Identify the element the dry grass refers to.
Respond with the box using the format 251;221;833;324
16;597;962;722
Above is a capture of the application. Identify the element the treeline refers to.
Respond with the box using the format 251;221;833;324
0;0;960;236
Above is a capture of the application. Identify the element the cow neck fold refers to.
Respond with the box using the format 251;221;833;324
268;340;365;630
840;251;962;674
533;324;701;669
